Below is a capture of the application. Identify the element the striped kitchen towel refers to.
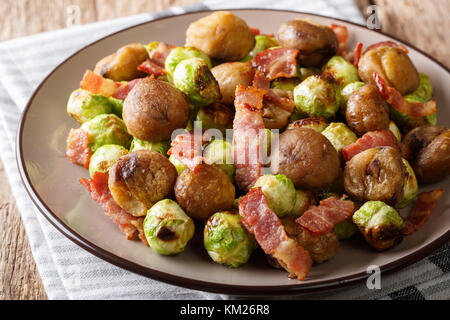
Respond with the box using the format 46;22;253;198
0;0;448;300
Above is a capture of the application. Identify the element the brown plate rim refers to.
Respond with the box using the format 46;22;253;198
16;8;450;296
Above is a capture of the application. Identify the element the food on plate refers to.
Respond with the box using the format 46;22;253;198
353;201;405;251
66;12;448;281
204;211;257;268
143;199;195;255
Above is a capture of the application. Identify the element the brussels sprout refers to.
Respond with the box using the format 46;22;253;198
334;219;358;240
322;56;360;88
241;35;279;62
195;103;234;134
389;120;402;142
203;140;235;183
89;144;128;177
165;46;212;77
130;137;170;156
80;114;132;153
321;122;357;153
67;89;113;124
297;67;321;82
204;211;257;268
253;174;296;217
293;75;341;119
169;155;187;175
271;78;302;92
143;199;195;255
353;201;405;251
173;57;221;107
108;97;124;118
290;190;315;217
396;159;419;209
405;73;433;102
340;81;365;109
287;117;329;133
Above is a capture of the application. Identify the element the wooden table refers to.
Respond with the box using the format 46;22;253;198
0;0;449;300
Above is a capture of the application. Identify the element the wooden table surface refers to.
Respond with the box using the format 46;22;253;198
0;0;449;300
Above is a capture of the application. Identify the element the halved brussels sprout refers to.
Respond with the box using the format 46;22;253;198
130;137;170;156
290;190;315;217
108;97;124;118
340;81;365;109
241;35;279;62
80;114;132;153
353;201;405;251
143;199;195;255
67;89;113;124
321;122;357;153
334;219;358;240
165;46;212;77
204;211;257;268
389;120;402;142
322;56;360;88
253;174;296;217
293;75;341;119
203;140;235;183
287;117;329;132
396;159;419;209
173;57;221;107
195;103;234;134
89;144;128;178
169;155;187;175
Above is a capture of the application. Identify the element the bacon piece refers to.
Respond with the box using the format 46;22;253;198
349;42;363;66
296;197;355;236
150;42;175;67
167;131;208;174
80;70;123;98
404;189;444;235
364;40;408;54
253;70;295;113
373;72;437;117
138;59;166;76
251;27;260;36
252;48;299;81
80;172;147;244
330;24;349;56
66;129;91;169
341;130;400;162
111;79;141;100
233;85;266;191
239;188;313;280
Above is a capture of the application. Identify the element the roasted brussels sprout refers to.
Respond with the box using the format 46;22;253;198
144;199;195;255
353;201;405;251
287;117;329;132
293;75;341;119
67;89;113;124
322;56;360;88
290;190;315;217
340;81;365;110
242;35;279;62
80;114;132;153
129;137;170;156
389;121;402;142
211;62;254;105
203;140;235;183
204;211;257;268
321;122;357;153
405;73;433;102
169;155;187;175
94;43;148;81
396;159;418;209
186;11;255;62
195;103;234;134
334;220;358;240
88;144;128;178
108;97;124;118
165;46;212;77
173;57;221;107
253;174;296;218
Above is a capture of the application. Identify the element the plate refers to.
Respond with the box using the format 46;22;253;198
17;9;450;295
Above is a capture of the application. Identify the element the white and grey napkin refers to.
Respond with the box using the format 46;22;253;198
0;0;448;300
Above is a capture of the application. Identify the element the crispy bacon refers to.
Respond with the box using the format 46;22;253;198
253;70;295;113
341;130;400;162
252;48;299;80
138;59;166;76
364;40;408;54
251;27;260;36
149;42;175;67
80;172;148;244
373;72;437;117
233;85;266;191
167;131;208;174
111;79;141;100
404;189;444;235
66;129;91;169
80;70;123;98
296;197;355;236
349;42;363;66
330;24;349;56
239;188;313;280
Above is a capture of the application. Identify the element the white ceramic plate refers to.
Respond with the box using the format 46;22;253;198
17;9;450;295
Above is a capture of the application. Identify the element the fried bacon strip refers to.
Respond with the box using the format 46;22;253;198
253;70;295;113
349;42;363;66
233;84;266;191
80;70;141;100
330;24;349;56
138;59;166;76
296;197;356;236
239;188;313;280
66;128;91;169
341;130;400;162
404;189;444;235
167;131;208;174
252;48;299;81
80;172;148;244
373;72;437;117
149;42;175;66
111;79;141;100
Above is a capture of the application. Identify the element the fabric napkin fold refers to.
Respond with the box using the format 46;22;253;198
0;0;448;300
